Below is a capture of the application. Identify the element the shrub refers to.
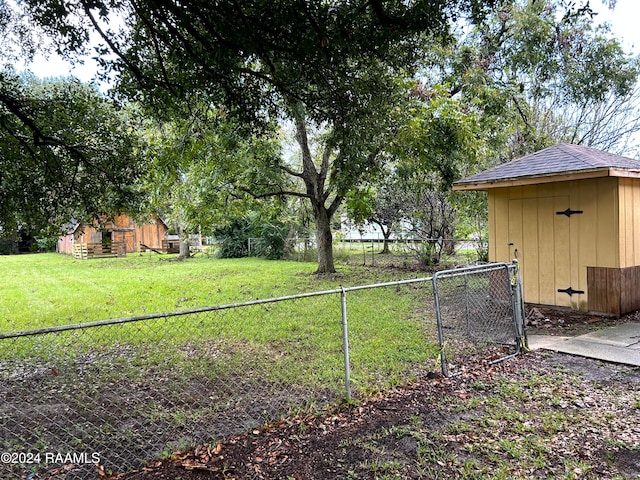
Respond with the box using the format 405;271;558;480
213;219;252;258
36;237;58;252
213;217;288;260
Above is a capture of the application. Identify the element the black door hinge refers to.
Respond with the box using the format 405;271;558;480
556;208;583;217
557;287;585;296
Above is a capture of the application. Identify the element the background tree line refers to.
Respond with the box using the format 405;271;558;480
1;0;638;270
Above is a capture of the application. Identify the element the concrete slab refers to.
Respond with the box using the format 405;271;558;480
527;335;572;351
579;323;640;347
546;338;640;367
527;324;640;367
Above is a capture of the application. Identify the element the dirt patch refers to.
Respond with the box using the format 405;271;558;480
526;305;637;336
83;349;639;480
615;448;640;479
1;339;338;480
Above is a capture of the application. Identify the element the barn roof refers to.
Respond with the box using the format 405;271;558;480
453;143;640;191
60;220;82;235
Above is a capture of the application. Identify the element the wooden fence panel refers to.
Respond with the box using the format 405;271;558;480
587;265;640;315
73;243;126;260
621;265;640;314
587;267;621;315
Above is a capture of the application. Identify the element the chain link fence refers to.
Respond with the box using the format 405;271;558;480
1;264;525;479
0;279;438;479
278;237;488;266
432;262;527;377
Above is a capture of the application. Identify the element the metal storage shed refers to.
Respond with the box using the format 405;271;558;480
453;143;640;315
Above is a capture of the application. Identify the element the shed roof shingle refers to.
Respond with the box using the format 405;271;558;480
453;143;640;190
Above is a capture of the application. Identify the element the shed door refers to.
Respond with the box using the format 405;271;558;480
113;230;136;253
508;197;572;307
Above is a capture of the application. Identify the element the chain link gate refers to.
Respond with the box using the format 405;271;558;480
432;262;527;377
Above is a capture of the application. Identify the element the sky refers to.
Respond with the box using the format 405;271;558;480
21;0;640;84
591;0;640;53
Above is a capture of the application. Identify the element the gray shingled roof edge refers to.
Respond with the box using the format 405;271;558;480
453;143;640;189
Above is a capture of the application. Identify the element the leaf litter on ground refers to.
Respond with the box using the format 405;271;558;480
95;349;639;480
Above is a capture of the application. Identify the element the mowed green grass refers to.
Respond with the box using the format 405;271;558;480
0;252;431;329
0;252;437;394
1;253;320;331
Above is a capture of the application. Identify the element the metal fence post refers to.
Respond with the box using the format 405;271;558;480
511;259;528;351
340;287;352;401
431;272;448;377
464;272;471;336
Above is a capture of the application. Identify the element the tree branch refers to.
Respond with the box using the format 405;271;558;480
291;103;320;180
327;193;344;218
278;164;304;178
238;185;311;200
81;0;149;88
0;91;125;188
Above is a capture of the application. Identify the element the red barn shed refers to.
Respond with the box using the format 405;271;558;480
57;214;169;257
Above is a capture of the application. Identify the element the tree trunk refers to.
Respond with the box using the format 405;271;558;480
178;230;191;259
380;223;392;254
291;102;340;274
381;233;391;254
314;205;335;274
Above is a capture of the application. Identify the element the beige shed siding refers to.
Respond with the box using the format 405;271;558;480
618;177;640;268
487;192;499;262
487;177;620;311
593;178;620;268
619;178;633;266
552;195;572;307
575;180;598;291
536;197;553;305
506;195;571;308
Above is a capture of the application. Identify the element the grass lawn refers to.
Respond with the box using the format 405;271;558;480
1;251;438;392
0;251;449;391
0;252;431;331
1;253;311;331
1;252;440;477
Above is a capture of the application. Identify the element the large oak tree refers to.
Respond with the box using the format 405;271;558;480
0;70;141;237
16;0;498;272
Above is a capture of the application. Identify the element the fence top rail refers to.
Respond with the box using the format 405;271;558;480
0;276;434;340
432;262;513;281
